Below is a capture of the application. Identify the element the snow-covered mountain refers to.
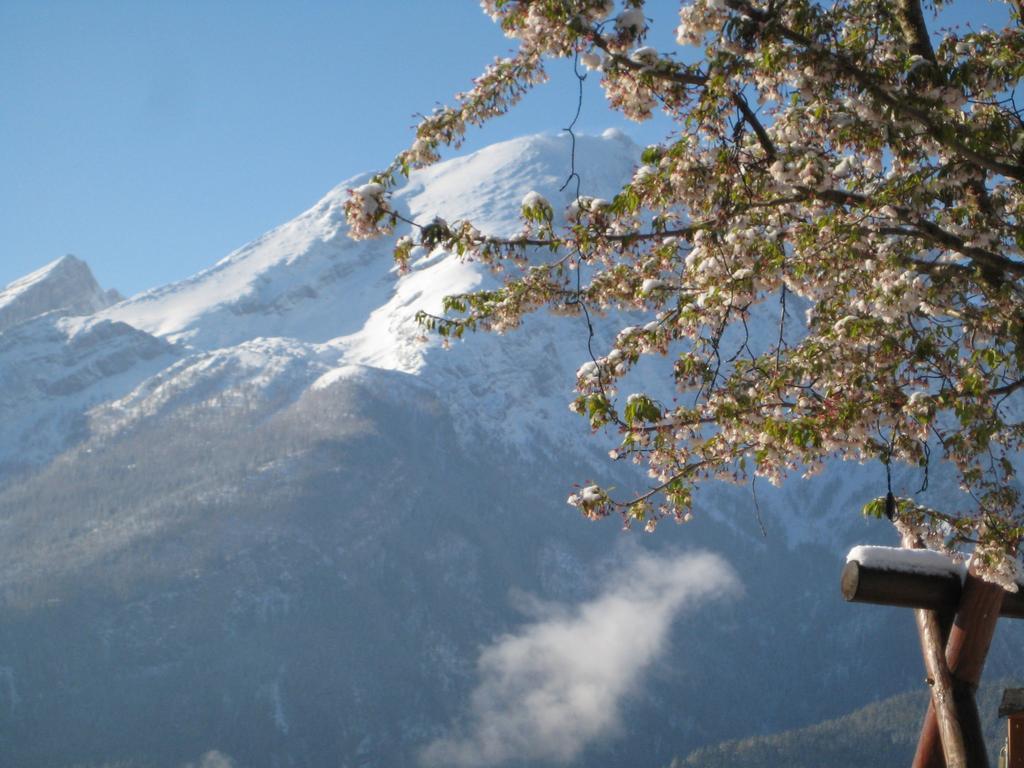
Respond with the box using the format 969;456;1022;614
1;132;636;473
0;254;121;334
0;131;1017;768
95;131;641;454
0;257;172;473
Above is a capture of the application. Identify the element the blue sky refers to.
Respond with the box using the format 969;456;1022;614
0;1;676;294
0;1;1008;295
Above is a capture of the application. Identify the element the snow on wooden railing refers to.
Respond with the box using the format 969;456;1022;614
842;546;1024;618
847;545;966;578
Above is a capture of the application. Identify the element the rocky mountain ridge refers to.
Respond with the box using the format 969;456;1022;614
0;254;121;334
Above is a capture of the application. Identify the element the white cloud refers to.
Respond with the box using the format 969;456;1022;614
420;549;740;767
181;751;234;768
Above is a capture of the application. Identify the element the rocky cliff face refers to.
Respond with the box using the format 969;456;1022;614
0;257;169;474
0;255;121;334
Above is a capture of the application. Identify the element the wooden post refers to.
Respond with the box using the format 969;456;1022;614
1009;716;1024;768
841;545;1024;768
915;603;969;768
913;571;1012;768
910;608;957;768
902;534;969;768
999;690;1024;768
840;561;1024;619
841;560;963;611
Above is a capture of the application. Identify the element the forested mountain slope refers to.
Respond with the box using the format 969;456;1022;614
672;681;1023;768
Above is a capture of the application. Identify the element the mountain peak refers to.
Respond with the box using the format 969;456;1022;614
0;254;122;334
104;130;641;349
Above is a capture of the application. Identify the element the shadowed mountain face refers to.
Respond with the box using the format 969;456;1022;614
0;372;942;768
0;132;1019;768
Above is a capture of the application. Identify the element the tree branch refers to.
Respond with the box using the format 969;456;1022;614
727;0;1024;182
732;91;777;159
990;378;1024;397
894;0;937;63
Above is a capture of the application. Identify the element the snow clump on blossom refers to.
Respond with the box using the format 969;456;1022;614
676;0;729;46
616;8;646;37
630;46;660;65
567;484;609;520
640;278;666;295
407;138;440;167
343;183;392;240
580;51;603;71
521;191;551;212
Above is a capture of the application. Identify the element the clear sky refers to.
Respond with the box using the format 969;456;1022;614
0;1;677;295
0;1;1008;295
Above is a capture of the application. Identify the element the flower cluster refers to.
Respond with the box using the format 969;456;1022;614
566;484;611;520
343;183;393;240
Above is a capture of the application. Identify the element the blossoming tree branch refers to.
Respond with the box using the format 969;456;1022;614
344;0;1024;588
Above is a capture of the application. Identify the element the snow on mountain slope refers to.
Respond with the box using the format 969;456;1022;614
89;131;640;452
333;132;638;375
1;132;641;480
99;192;386;349
0;255;121;333
88;337;334;438
102;131;638;356
0;314;175;472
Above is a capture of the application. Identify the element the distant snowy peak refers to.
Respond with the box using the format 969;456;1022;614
395;129;639;234
103;131;641;350
0;255;121;334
